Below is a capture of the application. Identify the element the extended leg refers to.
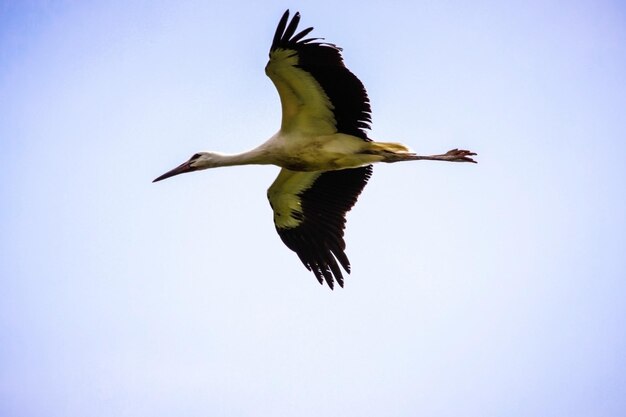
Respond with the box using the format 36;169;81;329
413;148;477;163
382;148;477;164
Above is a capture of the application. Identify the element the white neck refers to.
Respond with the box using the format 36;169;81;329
208;147;272;168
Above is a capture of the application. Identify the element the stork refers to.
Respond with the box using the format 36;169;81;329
154;10;477;289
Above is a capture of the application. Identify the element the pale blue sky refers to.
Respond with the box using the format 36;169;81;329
2;1;626;416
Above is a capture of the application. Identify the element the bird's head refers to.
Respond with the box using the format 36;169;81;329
153;152;222;182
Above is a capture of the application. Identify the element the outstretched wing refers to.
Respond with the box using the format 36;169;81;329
267;165;373;289
265;10;372;140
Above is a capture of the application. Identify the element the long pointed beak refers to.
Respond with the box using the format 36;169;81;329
153;159;197;183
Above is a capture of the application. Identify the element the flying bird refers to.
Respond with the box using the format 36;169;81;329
154;10;476;289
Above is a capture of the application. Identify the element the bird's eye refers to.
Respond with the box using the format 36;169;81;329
191;153;201;160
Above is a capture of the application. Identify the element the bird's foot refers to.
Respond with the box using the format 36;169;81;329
443;149;477;163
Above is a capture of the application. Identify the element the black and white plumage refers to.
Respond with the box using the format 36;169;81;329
268;10;372;140
267;165;372;288
265;11;373;287
154;10;477;289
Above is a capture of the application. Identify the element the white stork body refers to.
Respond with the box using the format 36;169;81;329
154;10;477;289
250;132;411;171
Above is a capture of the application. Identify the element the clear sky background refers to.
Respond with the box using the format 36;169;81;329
2;1;625;416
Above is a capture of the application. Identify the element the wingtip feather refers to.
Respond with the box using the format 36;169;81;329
272;10;290;49
283;11;301;40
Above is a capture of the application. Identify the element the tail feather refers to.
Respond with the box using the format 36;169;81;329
369;142;411;153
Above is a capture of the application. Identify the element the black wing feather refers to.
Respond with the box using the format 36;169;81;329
282;11;301;40
275;166;373;289
270;10;372;140
272;10;290;48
